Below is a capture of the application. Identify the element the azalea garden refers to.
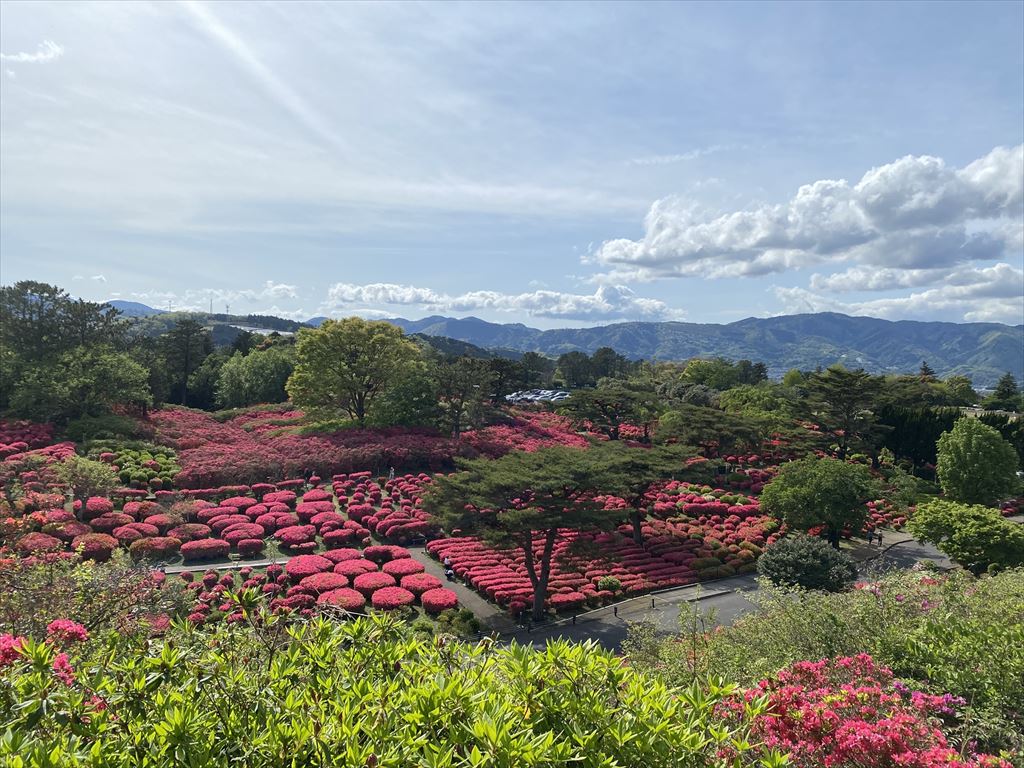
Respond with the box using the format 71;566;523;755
1;283;1023;766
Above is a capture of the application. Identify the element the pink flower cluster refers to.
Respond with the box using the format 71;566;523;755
723;655;1010;768
334;472;439;543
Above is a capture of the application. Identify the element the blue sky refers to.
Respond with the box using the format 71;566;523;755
1;0;1022;327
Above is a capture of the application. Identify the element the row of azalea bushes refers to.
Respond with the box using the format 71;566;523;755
149;407;593;487
0;610;1013;767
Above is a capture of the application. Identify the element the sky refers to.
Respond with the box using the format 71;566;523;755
1;0;1022;328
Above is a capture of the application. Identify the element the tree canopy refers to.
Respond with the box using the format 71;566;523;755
936;418;1020;505
758;456;880;547
423;446;626;619
286;317;420;426
907;500;1024;574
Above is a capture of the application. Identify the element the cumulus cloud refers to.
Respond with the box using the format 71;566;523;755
90;274;107;283
594;144;1023;281
775;263;1023;325
0;39;64;63
322;282;685;322
810;262;1022;294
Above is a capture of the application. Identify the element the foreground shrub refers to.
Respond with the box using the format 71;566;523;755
624;568;1024;754
0;613;777;767
0;552;186;638
756;534;857;592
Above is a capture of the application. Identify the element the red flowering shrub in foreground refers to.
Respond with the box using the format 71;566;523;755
128;537;181;561
722;655;1010;768
420;587;458;614
236;538;265;557
316;587;366;611
298;572;350;594
370;586;415;610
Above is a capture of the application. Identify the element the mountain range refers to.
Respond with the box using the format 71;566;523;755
112;302;1022;386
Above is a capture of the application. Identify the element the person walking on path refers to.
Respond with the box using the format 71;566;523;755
388;466;395;481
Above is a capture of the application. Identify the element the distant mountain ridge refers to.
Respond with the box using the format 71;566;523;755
116;303;1022;386
382;313;1023;387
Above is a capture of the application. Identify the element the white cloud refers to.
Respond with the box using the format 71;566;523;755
775;263;1024;325
0;39;64;64
629;144;731;166
90;274;107;283
129;281;300;312
810;262;1022;294
323;282;685;322
595;145;1023;280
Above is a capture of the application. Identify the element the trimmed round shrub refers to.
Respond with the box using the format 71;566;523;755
399;573;443;596
71;532;118;562
167;523;212;542
420;588;459;614
382;558;425;578
237;538;265;557
362;545;395;564
83;496;114;519
275;525;316;548
370;586;415;610
180;538;230;562
757;534;857;592
90;513;134;533
222;523;265;546
285;554;333;582
129;536;182;561
333;559;378;578
316;587;365;611
143;514;182;534
321;548;362;564
353;571;397;597
43;520;92;543
299;572;350;594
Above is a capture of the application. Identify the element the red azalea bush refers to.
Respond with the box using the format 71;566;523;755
370;586;415;610
90;513;134;534
352;571;397;597
167;523;212;542
316;587;366;611
70;533;118;562
399;573;443;596
284;554;333;582
236;538;265;557
382;558;425;577
16;532;63;556
722;655;1011;768
420;587;459;614
333;559;378;578
298;572;350;594
180;539;230;562
128;537;181;561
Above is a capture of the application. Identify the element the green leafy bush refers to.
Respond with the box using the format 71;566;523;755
756;534;857;592
0;613;779;768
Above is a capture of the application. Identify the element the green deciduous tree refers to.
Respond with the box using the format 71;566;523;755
53;455;119;516
8;347;150;423
758;456;880;548
216;346;294;408
287;317;420;426
423;447;625;620
907;500;1024;574
756;534;857;592
936;418;1019;505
